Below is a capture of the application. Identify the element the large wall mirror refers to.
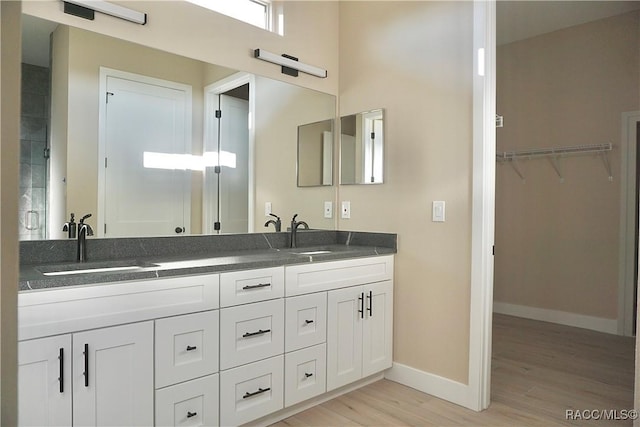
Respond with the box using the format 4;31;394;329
19;14;336;240
340;109;384;185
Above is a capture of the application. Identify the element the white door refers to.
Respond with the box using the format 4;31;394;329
73;322;154;427
18;335;72;427
327;286;363;391
362;280;394;377
218;94;249;233
102;72;191;237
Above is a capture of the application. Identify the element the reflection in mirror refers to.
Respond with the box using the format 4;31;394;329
340;109;384;184
20;14;337;240
297;119;333;187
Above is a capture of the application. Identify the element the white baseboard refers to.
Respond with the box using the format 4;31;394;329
493;302;618;335
385;362;474;410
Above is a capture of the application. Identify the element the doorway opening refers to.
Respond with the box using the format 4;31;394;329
202;73;255;234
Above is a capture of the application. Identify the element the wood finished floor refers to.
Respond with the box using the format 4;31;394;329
272;314;636;426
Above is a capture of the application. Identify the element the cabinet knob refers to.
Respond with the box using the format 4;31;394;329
304;372;314;378
187;411;197;418
186;345;197;351
304;319;314;324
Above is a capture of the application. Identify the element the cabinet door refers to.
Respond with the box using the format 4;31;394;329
18;335;72;427
326;286;363;391
362;280;393;377
73;321;154;427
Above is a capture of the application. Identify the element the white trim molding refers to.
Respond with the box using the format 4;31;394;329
618;111;640;336
385;363;471;409
468;0;496;411
494;302;618;335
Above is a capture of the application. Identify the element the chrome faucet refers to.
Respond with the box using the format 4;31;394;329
77;214;94;262
264;213;282;232
290;214;309;248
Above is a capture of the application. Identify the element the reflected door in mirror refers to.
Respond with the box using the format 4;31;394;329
101;72;191;237
340;109;384;185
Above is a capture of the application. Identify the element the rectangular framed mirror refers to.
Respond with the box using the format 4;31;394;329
297;119;334;187
340;108;384;185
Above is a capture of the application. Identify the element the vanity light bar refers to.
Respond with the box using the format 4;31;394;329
63;0;147;25
254;49;327;79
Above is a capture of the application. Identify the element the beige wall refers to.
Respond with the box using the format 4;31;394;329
494;11;640;320
1;1;21;424
338;1;474;384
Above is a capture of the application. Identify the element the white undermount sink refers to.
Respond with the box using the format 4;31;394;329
37;261;155;276
292;250;332;255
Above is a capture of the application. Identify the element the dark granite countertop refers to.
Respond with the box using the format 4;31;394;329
19;231;396;291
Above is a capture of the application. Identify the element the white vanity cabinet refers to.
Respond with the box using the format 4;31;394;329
154;310;220;427
18;335;72;427
18;255;394;427
73;321;154;427
18;273;219;427
18;322;154;427
285;255;394;393
326;280;393;391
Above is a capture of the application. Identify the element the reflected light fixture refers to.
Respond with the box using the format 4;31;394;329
63;0;147;25
254;49;327;78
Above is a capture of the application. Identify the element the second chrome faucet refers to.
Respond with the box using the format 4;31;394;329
290;214;308;248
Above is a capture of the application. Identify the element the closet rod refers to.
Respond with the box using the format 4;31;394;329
496;143;612;161
496;143;613;182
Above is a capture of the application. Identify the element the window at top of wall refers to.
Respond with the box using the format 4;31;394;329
186;0;284;35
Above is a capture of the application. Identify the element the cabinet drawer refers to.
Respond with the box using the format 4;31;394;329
155;374;219;427
220;356;284;426
284;344;326;408
19;273;220;340
155;310;219;389
220;299;284;370
285;292;327;352
220;267;284;307
285;255;394;296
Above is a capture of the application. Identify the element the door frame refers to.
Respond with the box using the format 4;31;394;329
202;72;255;234
618;111;640;336
97;67;193;237
470;0;496;410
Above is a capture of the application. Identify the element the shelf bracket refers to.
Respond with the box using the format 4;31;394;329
508;159;525;182
548;156;564;183
600;151;613;181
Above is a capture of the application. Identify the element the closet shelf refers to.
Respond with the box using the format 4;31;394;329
496;143;613;182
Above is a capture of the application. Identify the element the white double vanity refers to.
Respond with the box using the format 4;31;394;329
18;246;394;426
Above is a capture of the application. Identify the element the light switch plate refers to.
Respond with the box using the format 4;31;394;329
324;201;333;219
432;201;445;222
341;201;351;219
265;202;272;217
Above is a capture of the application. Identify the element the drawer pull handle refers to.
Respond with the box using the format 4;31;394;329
58;348;64;393
367;290;373;316
242;283;271;290
358;292;364;319
243;329;271;338
187;411;197;418
186;345;197;351
243;387;271;399
83;343;89;387
304;319;314;324
304;372;314;378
